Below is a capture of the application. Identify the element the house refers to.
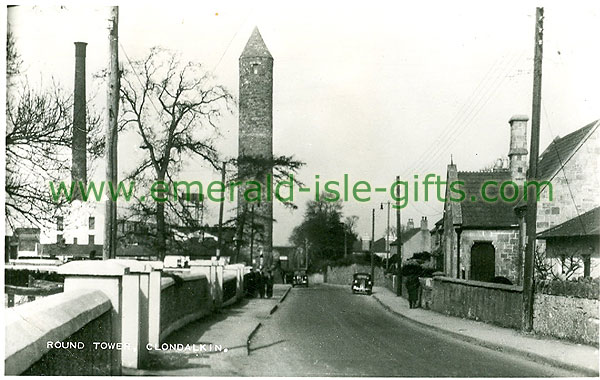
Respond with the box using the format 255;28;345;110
430;218;444;270
537;206;600;278
441;115;527;284
390;217;431;265
516;119;600;279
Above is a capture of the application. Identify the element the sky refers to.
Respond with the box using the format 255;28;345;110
6;0;600;245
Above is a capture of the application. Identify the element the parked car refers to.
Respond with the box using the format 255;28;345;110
292;270;309;287
283;270;295;285
352;272;373;295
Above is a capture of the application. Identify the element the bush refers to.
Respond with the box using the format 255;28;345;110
536;277;599;299
401;262;423;276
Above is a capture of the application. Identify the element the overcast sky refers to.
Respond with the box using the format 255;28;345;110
6;1;599;245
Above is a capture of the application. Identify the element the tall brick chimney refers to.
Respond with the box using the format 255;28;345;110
508;115;528;183
72;42;87;194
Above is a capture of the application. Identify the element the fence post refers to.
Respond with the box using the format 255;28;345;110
58;260;129;376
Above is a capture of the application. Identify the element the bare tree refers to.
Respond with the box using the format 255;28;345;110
119;48;233;258
5;31;103;230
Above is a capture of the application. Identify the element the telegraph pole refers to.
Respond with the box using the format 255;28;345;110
522;7;544;331
103;6;119;260
370;208;375;279
380;201;391;270
396;175;402;295
216;161;226;260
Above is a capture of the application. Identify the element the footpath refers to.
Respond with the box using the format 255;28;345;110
124;284;291;376
372;285;599;377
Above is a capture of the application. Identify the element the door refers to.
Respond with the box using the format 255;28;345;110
470;242;495;282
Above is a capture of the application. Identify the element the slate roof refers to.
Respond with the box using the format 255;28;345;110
240;27;272;59
537;206;600;238
457;170;520;228
537;120;598;180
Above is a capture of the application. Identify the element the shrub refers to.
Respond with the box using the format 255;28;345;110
536;277;599;299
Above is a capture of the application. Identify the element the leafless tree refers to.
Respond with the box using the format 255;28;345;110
5;31;103;230
119;48;233;258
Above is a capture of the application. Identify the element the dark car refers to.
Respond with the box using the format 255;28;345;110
292;271;308;287
352;272;373;295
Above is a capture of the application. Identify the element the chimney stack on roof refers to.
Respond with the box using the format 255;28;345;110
420;216;428;231
407;218;415;230
508;115;528;183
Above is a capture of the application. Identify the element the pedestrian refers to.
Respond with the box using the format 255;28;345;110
256;253;266;298
406;274;420;309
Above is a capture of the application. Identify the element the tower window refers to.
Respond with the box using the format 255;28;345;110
57;216;64;231
252;63;259;74
518;167;523;173
89;217;95;230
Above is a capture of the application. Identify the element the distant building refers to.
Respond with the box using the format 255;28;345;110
390;217;431;265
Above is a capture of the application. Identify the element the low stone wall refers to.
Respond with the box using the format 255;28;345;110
431;276;523;329
5;289;112;375
222;273;237;303
159;272;211;342
326;265;385;286
533;294;599;346
309;273;325;284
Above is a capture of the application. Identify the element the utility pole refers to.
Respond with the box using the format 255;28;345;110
249;204;255;265
396;175;402;295
522;7;544;332
216;161;226;261
381;201;391;271
371;208;375;279
103;6;119;260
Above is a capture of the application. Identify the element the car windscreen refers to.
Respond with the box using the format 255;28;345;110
354;274;370;280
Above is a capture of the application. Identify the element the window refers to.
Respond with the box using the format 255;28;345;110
89;217;96;230
73;237;78;245
57;216;64;231
57;234;64;244
89;235;95;245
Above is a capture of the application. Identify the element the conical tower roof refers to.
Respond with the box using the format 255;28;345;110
240;27;272;59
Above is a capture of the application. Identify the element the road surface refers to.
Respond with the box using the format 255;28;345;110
230;284;576;377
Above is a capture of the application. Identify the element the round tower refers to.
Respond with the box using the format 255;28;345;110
238;27;274;260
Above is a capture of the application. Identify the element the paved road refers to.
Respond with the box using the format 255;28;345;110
230;284;576;377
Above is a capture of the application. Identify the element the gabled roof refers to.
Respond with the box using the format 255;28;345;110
240;27;272;59
457;170;519;228
390;228;423;246
515;120;599;210
537;206;600;239
537;120;598;180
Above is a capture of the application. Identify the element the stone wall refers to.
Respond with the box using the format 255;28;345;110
5;289;112;375
533;294;599;346
537;125;599;233
326;265;385;286
159;272;211;341
431;276;523;329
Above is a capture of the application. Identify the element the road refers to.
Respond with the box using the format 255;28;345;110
229;284;576;377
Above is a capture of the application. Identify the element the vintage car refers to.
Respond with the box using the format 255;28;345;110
351;272;373;295
292;271;309;287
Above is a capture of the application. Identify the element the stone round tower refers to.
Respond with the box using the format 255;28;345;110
238;27;274;261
